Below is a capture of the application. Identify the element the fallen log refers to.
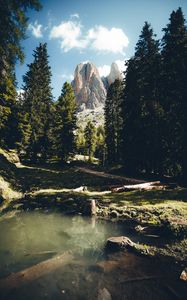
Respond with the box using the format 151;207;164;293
120;275;162;284
0;251;73;292
112;181;166;192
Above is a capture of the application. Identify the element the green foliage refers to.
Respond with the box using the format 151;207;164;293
0;0;41;75
95;125;106;164
161;7;187;177
84;121;96;162
76;126;86;155
53;82;77;162
22;43;53;161
121;22;163;174
0;72;21;148
105;79;123;165
0;0;41;149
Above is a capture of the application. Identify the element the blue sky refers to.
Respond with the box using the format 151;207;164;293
16;0;187;99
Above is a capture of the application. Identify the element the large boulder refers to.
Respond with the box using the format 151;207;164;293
106;236;135;251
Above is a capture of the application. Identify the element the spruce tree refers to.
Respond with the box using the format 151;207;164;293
53;82;77;162
161;7;187;178
84;121;96;162
76;126;86;155
104;79;123;165
95;125;105;164
0;0;41;148
22;43;53;161
121;22;163;174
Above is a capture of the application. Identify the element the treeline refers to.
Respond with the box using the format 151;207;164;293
1;2;187;177
0;1;78;163
105;7;187;180
1;42;77;163
0;0;106;164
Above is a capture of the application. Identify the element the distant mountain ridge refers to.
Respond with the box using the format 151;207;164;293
71;61;123;111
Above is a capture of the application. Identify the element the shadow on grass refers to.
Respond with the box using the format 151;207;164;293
17;163;125;193
7;191;92;215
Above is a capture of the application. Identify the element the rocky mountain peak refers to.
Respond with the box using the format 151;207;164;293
72;61;123;111
72;62;106;110
107;62;123;86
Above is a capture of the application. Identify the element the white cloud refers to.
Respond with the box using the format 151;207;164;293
88;26;129;55
70;13;79;19
50;20;87;52
50;17;129;55
98;64;110;77
61;73;74;81
28;21;43;38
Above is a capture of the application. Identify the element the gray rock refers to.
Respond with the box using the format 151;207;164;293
72;62;106;110
71;61;123;112
180;269;187;281
106;236;135;251
98;288;112;300
107;62;123;86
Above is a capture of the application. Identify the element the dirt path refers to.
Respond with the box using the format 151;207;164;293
77;167;145;184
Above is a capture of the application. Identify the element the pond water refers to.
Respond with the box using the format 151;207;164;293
0;210;186;300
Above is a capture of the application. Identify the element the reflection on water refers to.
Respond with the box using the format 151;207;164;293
0;210;186;300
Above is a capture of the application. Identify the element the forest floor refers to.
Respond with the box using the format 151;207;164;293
0;148;187;263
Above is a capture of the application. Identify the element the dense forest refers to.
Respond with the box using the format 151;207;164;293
0;1;187;182
106;7;187;181
0;2;187;299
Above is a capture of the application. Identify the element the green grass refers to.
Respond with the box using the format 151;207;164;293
101;189;187;206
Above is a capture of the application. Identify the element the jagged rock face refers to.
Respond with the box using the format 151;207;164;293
72;61;123;111
107;62;123;86
72;62;106;110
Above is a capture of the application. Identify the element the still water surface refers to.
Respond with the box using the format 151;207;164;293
0;210;186;299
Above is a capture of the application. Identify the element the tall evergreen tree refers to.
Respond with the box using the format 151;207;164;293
121;22;163;174
95;125;106;164
84;121;96;162
76;126;86;155
53;82;77;162
161;7;187;178
0;0;41;148
22;43;53;161
104;79;123;164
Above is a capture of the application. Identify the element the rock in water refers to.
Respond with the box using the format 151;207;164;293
72;62;106;110
180;269;187;281
98;288;112;300
106;236;135;251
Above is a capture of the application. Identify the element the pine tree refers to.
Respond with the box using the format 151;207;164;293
104;79;123;165
161;7;187;178
121;22;163;174
0;0;41;77
22;43;53;161
0;0;41;147
84;121;96;162
76;126;86;155
53;82;77;162
95;125;106;164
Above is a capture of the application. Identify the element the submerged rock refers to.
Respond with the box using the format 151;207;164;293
106;236;135;251
98;288;112;300
180;269;187;281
